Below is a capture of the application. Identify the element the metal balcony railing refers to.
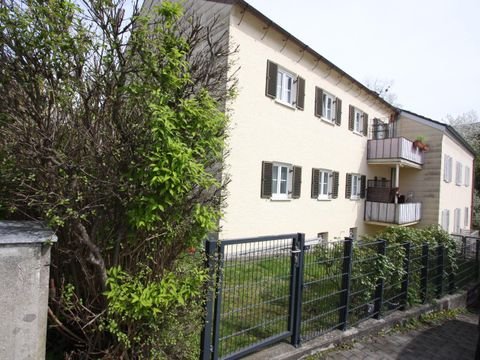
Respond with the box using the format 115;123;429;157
367;137;424;166
365;201;422;225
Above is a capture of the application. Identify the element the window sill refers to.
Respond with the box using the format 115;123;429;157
349;197;361;201
274;99;296;110
317;197;331;201
352;130;364;137
271;196;291;202
320;117;336;126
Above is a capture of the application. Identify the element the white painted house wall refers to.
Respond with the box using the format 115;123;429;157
219;5;393;240
143;0;475;241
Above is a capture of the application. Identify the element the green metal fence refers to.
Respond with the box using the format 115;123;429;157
201;234;480;360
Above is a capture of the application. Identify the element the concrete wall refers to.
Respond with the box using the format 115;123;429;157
219;4;394;240
0;221;57;360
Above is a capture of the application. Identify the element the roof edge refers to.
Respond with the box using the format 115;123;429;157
400;109;477;157
208;0;397;113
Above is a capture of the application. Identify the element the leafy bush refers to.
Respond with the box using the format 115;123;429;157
0;0;235;357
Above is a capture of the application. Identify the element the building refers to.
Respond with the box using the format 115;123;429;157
144;0;475;240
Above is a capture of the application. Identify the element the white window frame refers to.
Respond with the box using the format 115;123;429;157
443;155;452;183
349;227;358;241
271;162;292;200
353;109;363;134
317;232;329;243
453;208;461;234
465;207;469;228
455;161;463;186
441;209;450;232
318;169;332;200
465;166;471;187
322;92;336;122
276;68;296;106
351;174;362;199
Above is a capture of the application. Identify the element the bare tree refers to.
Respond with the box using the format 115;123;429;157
364;78;400;106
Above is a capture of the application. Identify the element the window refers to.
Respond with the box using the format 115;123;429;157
453;208;461;234
319;170;330;198
323;92;334;120
372;118;388;140
277;68;294;104
443;155;452;182
311;169;339;200
441;209;450;232
345;173;366;200
349;227;357;241
317;232;328;243
348;105;368;136
314;87;342;125
266;60;305;110
455;161;463;186
465;166;471;187
465;207;469;228
272;164;289;199
261;161;302;200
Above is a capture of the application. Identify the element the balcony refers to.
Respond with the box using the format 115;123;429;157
364;179;421;226
365;201;422;226
367;137;424;168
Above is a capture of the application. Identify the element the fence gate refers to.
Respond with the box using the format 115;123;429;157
201;233;305;360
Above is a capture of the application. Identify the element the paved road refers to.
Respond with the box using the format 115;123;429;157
320;310;479;360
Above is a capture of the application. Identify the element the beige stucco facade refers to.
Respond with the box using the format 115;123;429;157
397;111;474;233
219;6;394;240
145;0;475;240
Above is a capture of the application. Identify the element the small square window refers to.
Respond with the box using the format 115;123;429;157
317;232;329;243
349;227;357;241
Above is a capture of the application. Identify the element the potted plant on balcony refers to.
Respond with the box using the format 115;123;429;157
413;136;429;151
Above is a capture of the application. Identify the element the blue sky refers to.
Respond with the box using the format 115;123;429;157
246;0;480;122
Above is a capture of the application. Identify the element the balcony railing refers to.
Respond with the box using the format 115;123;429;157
367;137;424;166
365;201;422;225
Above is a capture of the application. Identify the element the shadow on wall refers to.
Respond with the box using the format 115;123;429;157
397;318;477;359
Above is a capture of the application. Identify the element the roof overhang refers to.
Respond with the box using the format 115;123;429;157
207;0;398;114
400;109;476;157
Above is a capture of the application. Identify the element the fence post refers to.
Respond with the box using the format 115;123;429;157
400;242;411;310
211;242;225;360
373;240;386;319
421;243;429;303
338;237;353;331
291;233;305;347
436;245;444;298
200;239;217;360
